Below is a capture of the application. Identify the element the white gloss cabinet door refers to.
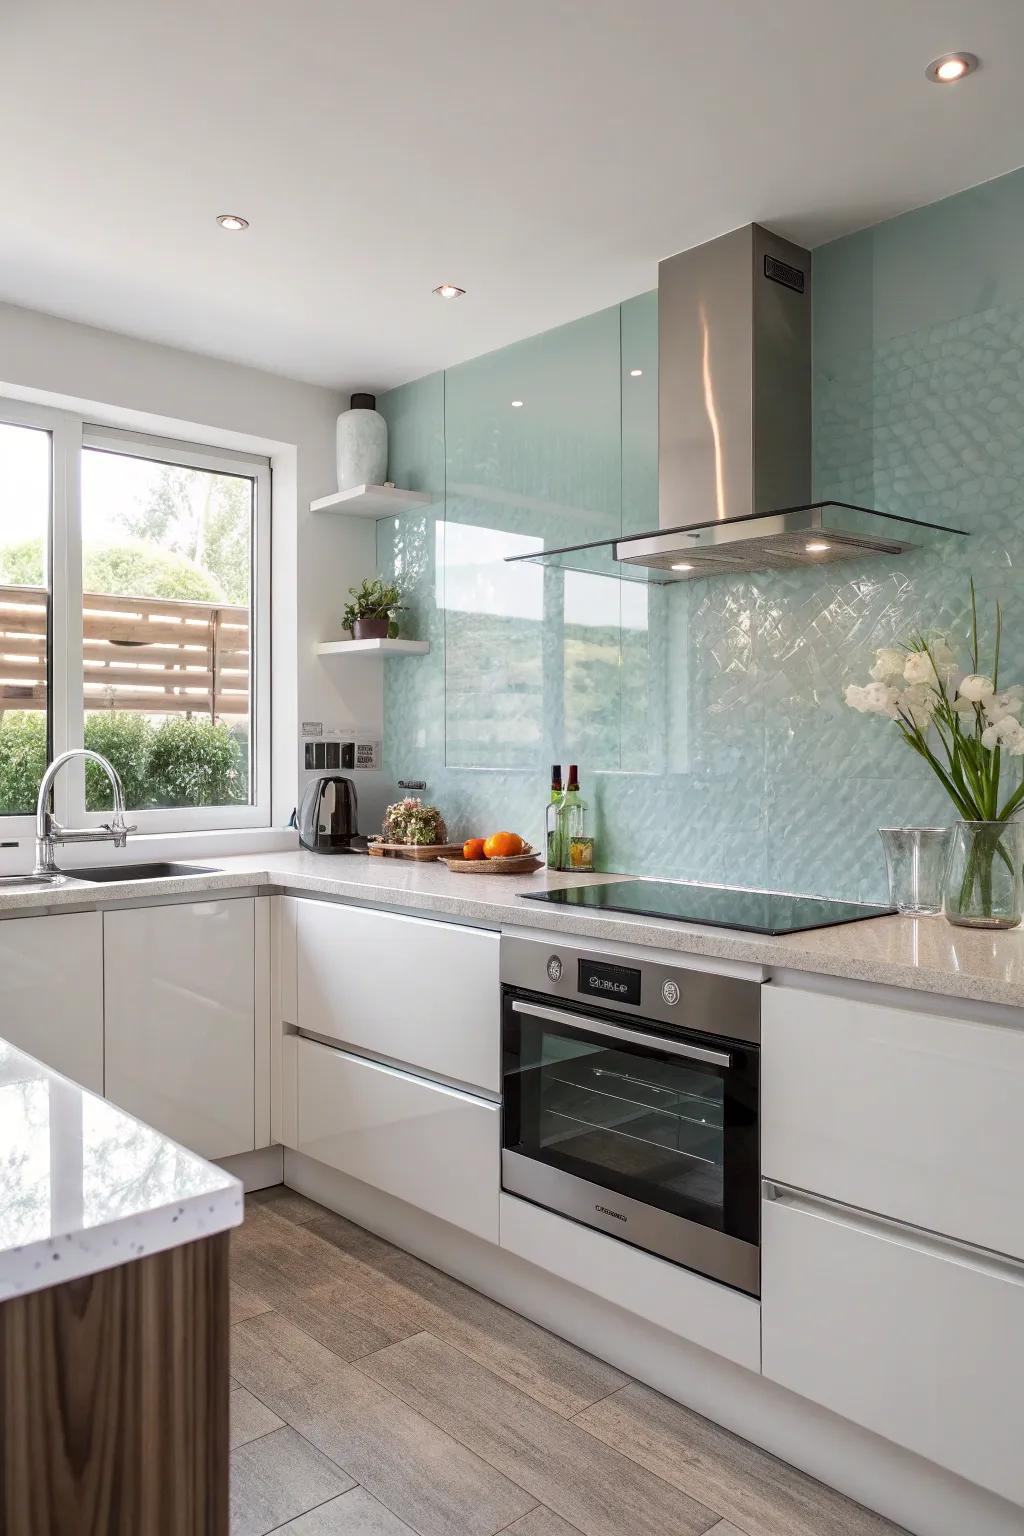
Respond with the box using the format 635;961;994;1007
296;1037;499;1242
0;912;103;1091
296;899;500;1092
762;983;1024;1260
104;899;255;1159
762;1188;1024;1506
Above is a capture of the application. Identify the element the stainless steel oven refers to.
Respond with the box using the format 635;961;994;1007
501;935;762;1295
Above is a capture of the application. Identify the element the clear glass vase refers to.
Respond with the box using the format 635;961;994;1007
878;827;952;915
943;821;1024;930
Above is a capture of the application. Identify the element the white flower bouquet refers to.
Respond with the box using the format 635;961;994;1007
845;582;1024;925
845;582;1024;824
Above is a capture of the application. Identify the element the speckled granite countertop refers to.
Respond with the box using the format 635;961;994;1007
0;1039;242;1300
3;848;1024;1009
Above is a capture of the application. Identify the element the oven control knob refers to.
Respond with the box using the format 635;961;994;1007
661;978;681;1007
546;955;563;982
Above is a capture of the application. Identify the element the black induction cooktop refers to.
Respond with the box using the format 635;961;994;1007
520;879;895;936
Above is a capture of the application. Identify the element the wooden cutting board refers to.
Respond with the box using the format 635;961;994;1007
367;841;465;861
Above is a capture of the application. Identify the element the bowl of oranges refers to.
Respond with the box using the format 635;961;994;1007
442;832;543;874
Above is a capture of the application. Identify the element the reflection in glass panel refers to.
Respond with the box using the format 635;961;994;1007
82;1096;214;1223
620;579;655;772
563;572;623;770
0;422;51;816
442;519;545;768
0;1077;51;1248
80;448;254;811
442;306;622;772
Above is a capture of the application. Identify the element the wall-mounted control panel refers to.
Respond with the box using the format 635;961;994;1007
299;723;380;778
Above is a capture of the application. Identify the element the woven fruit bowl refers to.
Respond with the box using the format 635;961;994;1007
442;846;544;874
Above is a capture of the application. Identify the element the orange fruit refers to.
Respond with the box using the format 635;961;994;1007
462;838;486;860
484;831;525;859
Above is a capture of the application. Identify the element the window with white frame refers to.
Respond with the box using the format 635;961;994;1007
0;401;271;835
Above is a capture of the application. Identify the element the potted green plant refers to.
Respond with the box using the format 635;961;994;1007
342;578;404;641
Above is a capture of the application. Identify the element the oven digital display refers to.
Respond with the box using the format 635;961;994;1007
577;959;641;1007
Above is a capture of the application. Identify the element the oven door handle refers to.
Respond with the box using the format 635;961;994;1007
510;999;732;1067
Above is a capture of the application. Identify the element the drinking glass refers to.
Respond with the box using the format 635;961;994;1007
878;827;952;915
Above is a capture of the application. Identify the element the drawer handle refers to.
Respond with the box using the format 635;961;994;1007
511;1000;732;1067
764;1180;1024;1284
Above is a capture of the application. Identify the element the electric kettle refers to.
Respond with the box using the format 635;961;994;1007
297;775;363;853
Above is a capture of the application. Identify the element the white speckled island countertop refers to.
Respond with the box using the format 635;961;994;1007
0;1039;242;1301
3;846;1024;1009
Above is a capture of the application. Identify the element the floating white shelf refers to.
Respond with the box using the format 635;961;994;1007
317;638;430;657
310;484;433;517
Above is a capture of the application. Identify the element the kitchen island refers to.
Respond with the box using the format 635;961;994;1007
0;1038;242;1535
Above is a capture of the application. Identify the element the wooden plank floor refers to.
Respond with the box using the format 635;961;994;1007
229;1188;908;1536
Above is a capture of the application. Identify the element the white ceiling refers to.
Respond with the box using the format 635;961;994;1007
3;1;1023;393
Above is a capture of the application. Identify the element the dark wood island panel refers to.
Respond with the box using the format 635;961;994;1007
0;1232;229;1536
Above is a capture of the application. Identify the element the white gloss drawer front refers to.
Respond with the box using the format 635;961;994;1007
762;983;1024;1259
499;1193;760;1373
0;912;103;1093
294;899;500;1093
762;1186;1024;1506
103;899;256;1161
296;1037;499;1243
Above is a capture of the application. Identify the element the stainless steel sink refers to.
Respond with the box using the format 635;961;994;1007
64;861;217;883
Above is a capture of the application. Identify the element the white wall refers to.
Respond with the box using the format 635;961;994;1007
0;300;388;831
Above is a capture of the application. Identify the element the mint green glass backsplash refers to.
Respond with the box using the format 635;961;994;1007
378;169;1024;900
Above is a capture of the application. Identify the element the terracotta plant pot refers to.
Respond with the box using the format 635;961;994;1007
351;616;391;640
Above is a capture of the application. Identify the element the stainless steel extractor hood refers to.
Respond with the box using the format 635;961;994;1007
506;223;966;583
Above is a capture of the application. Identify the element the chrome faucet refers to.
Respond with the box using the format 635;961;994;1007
34;749;136;878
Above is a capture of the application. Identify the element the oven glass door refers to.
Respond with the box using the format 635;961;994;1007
502;992;758;1251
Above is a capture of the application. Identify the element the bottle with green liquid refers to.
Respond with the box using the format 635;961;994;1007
556;764;594;872
545;764;563;869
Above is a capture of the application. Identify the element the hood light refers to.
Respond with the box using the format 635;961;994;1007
925;52;978;83
433;283;465;298
671;562;694;572
806;540;830;553
216;214;249;231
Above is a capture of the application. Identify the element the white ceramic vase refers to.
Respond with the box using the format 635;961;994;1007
336;392;387;491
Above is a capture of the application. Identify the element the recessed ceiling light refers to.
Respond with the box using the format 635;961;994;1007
925;52;978;83
433;283;466;299
511;400;524;408
671;562;694;572
629;368;643;377
806;541;830;553
216;214;249;231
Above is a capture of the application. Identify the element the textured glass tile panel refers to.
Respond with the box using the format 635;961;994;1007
375;167;1024;902
442;306;622;769
620;290;659;537
377;375;446;771
563;571;622;770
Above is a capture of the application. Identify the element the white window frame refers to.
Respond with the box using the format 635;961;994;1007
0;400;272;837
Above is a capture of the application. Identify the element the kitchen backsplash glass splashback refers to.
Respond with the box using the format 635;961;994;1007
378;168;1024;902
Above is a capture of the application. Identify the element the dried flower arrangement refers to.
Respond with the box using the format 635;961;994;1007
379;797;448;846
